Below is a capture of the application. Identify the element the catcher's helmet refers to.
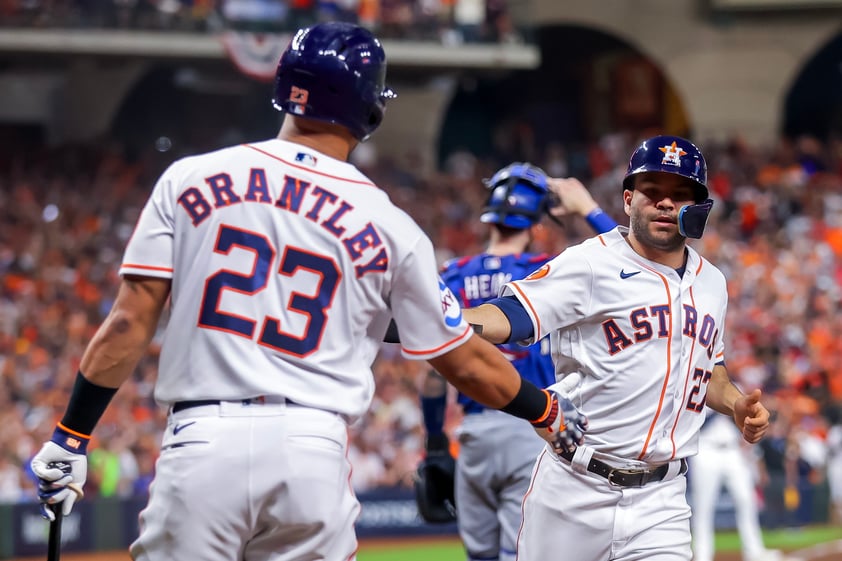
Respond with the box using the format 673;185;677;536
623;135;708;203
272;22;397;141
480;162;551;230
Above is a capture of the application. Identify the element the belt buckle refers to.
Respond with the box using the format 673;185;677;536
607;467;650;487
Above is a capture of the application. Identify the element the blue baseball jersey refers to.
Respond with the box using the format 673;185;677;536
441;252;556;413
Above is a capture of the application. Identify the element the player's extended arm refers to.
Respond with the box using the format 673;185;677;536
31;275;171;520
462;303;513;345
704;364;770;444
428;334;587;455
429;334;523;409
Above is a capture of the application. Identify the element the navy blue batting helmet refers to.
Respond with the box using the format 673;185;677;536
480;162;550;230
272;22;397;141
623;135;708;203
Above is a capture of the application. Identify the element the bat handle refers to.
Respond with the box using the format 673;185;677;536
47;503;63;561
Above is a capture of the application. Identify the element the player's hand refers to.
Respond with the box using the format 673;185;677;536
732;389;770;444
546;178;599;218
31;440;87;521
531;390;588;455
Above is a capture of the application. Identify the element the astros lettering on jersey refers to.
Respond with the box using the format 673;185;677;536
503;227;727;463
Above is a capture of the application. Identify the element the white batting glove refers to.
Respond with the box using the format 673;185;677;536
531;390;589;455
31;440;87;521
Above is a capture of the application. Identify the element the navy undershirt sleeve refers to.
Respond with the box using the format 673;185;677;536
485;295;534;343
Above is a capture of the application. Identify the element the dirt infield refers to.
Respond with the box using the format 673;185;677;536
9;538;842;561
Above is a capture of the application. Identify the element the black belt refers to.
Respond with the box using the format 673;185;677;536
172;400;222;413
559;447;687;488
172;397;295;413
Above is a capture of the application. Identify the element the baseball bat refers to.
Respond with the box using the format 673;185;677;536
47;504;63;561
44;461;84;561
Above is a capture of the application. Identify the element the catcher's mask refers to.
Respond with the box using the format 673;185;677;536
481;162;551;230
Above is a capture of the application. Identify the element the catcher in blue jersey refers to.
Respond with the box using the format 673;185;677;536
416;163;618;560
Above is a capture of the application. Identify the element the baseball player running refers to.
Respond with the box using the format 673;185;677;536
417;163;618;561
29;22;587;561
463;135;771;561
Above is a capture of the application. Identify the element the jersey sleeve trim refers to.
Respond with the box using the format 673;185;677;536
120;263;174;278
401;324;472;359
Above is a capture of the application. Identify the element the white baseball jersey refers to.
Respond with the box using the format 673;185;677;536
120;138;471;421
502;226;728;463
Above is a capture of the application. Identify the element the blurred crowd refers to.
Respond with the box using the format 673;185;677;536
0;0;528;44
1;128;842;531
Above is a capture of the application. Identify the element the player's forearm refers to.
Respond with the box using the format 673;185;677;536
429;335;521;409
703;365;742;417
462;303;512;345
80;278;169;388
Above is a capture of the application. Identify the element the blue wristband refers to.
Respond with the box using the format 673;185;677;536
52;423;90;454
585;208;618;235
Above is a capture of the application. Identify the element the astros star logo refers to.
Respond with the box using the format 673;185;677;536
659;141;687;167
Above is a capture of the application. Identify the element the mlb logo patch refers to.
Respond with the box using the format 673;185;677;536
295;152;318;166
483;256;501;270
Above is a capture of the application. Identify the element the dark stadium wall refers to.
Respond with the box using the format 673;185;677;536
784;32;842;141
435;25;691;169
526;0;841;146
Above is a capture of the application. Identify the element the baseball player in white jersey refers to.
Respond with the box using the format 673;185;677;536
29;22;587;561
415;165;618;561
691;410;784;561
462;135;771;561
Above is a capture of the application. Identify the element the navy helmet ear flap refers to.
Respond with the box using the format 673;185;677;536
677;199;714;239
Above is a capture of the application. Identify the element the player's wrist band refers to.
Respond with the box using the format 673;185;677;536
585;208;618;234
51;423;91;454
501;379;552;424
58;371;118;437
